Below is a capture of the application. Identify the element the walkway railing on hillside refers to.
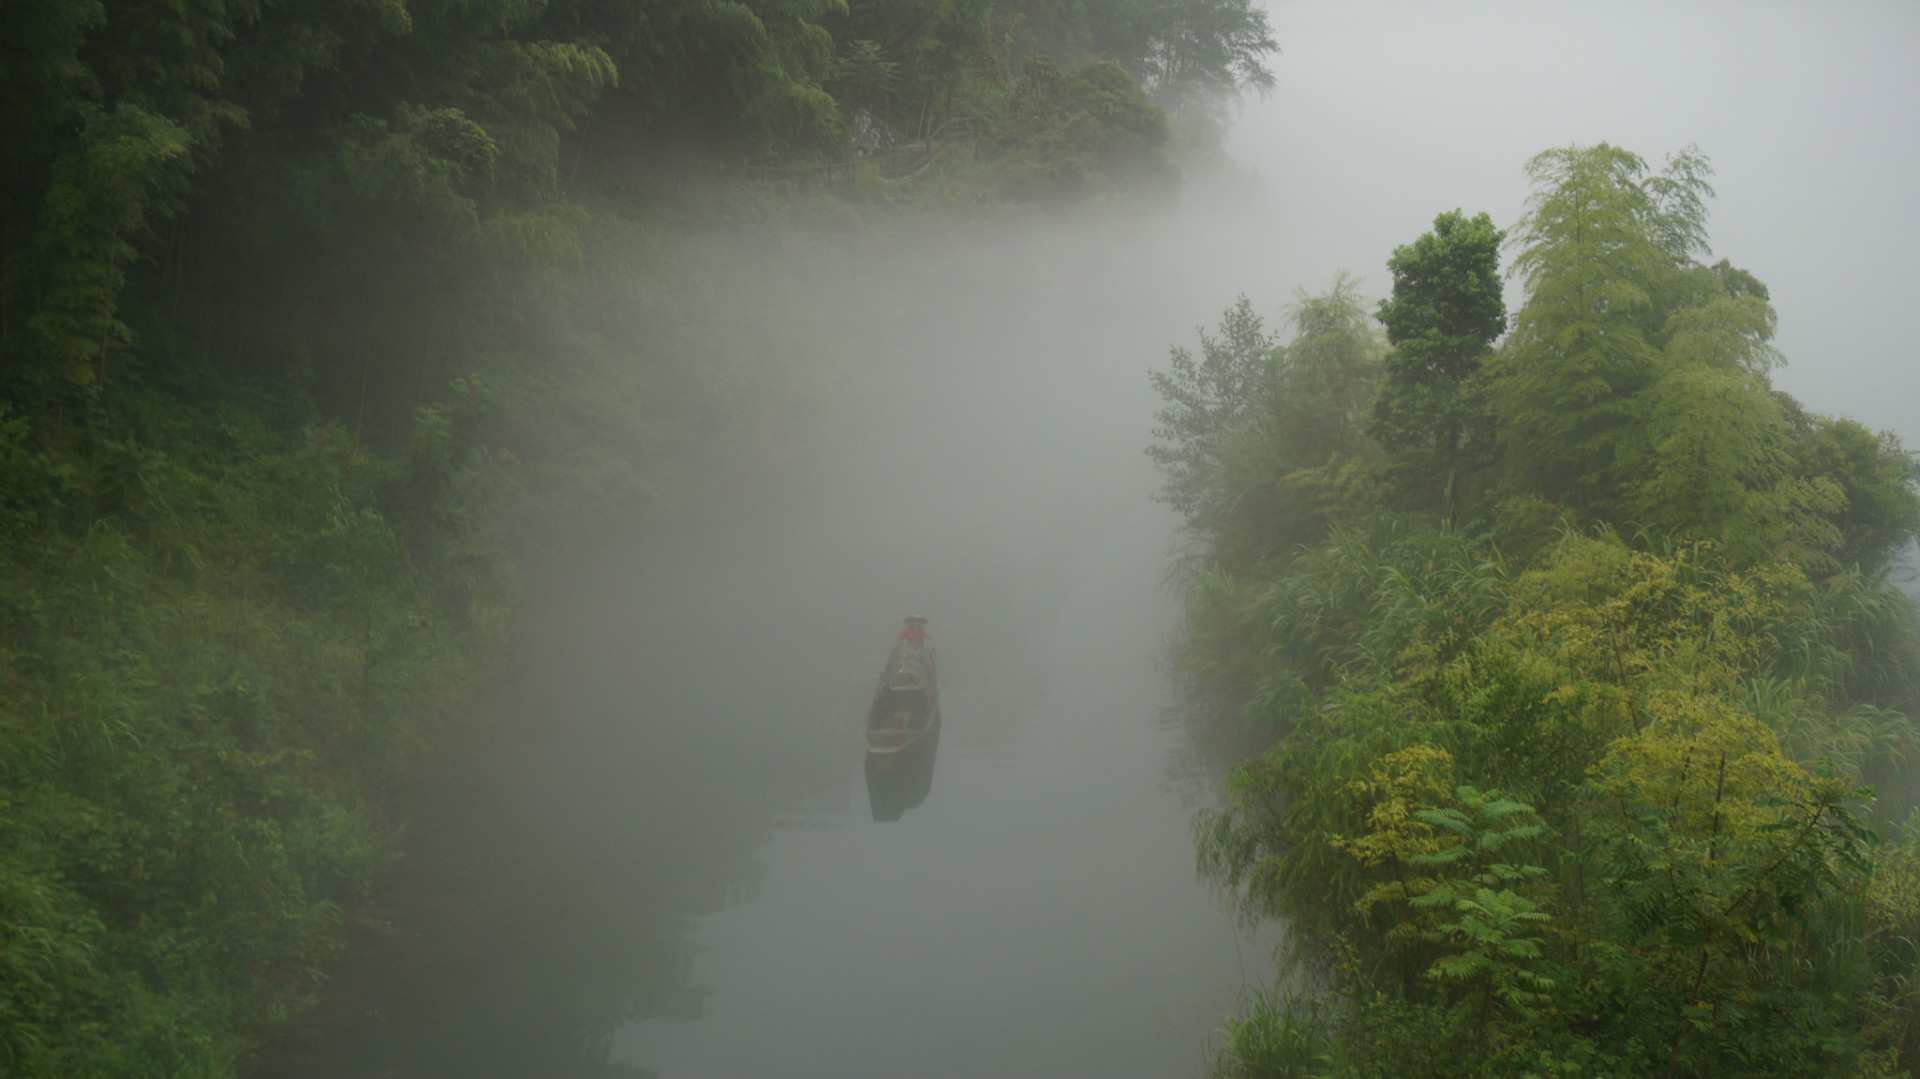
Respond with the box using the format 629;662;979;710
743;117;978;189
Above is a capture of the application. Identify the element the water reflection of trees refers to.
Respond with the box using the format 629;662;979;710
254;687;851;1078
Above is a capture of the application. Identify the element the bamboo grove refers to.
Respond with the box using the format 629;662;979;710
1151;145;1920;1079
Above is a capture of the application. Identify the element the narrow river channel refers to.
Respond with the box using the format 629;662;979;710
260;213;1281;1078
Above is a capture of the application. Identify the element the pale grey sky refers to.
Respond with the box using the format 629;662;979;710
1220;0;1920;444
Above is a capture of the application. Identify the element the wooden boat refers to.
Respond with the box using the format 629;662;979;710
866;641;940;768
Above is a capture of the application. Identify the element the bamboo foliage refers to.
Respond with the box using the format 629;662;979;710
1156;145;1920;1078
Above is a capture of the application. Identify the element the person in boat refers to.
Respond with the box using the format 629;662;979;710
897;614;930;648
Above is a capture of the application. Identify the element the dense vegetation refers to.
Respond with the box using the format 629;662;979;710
1151;145;1920;1078
0;0;1275;1072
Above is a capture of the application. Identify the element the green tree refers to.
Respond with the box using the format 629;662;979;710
826;0;998;141
993;0;1276;153
538;0;843;164
831;39;903;116
1148;295;1275;519
1172;143;1920;1079
1367;210;1506;518
993;56;1174;201
1779;403;1920;575
1272;273;1382;469
1129;0;1276;143
1489;144;1711;510
1197;534;1906;1078
1150;276;1382;570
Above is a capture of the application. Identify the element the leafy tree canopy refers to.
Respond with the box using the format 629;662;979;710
1153;143;1920;1079
1368;209;1506;516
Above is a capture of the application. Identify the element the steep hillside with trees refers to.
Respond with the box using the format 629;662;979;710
0;0;1274;1073
1151;145;1920;1079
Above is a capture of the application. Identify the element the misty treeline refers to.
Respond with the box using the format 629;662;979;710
0;0;1272;1071
1151;144;1920;1078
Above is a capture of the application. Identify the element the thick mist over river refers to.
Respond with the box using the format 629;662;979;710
262;205;1291;1078
258;6;1920;1075
16;0;1920;1071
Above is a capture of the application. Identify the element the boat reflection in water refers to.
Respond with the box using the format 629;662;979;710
864;638;941;822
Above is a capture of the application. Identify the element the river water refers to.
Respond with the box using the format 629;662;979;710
260;212;1279;1078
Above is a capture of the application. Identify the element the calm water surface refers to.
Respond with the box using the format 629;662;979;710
622;509;1261;1078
